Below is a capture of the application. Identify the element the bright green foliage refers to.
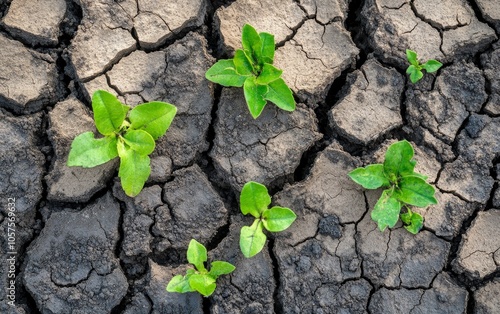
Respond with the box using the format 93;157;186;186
67;90;177;197
116;140;151;197
205;24;295;119
92;91;129;135
129;101;177;140
240;220;267;258
239;181;297;258
187;238;208;272
400;208;424;234
347;164;389;189
67;132;118;167
122;130;155;155
371;190;402;232
244;77;268;116
240;181;271;217
348;140;437;234
406;49;442;83
204;59;247;87
166;239;235;297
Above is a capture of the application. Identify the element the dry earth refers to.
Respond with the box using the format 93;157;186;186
0;0;499;313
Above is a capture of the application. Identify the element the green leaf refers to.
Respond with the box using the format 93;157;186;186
240;220;266;258
67;132;118;167
187;239;207;272
422;60;442;73
117;140;151;197
240;181;271;218
405;213;424;234
348;164;390;189
128;101;177;140
409;68;424;83
406;64;424;83
244;77;268;119
400;208;412;225
400;208;424;234
92;90;129;136
406;64;417;74
371;190;402;232
262;206;296;232
264;78;295;112
383;140;416;178
242;24;262;64
189;274;216;297
406;49;419;66
234;49;254;76
209;261;236;279
394;176;438;207
205;59;248;87
256;63;282;85
408;172;428;181
123;129;155;156
259;32;275;64
166;274;194;293
406;65;420;76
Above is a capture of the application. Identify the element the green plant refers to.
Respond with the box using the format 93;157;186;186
166;239;235;297
239;181;296;257
205;24;295;119
348;140;437;234
406;49;442;83
67;90;177;197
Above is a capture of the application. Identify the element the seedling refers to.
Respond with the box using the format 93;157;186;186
239;181;296;258
406;49;442;83
166;239;235;297
205;24;295;119
67;90;177;197
348;140;437;234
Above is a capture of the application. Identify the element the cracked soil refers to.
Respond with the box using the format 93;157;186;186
0;0;499;313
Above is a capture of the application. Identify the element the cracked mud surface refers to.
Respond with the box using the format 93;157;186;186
0;0;499;313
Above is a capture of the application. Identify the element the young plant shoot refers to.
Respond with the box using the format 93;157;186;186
348;140;437;234
67;90;177;197
239;181;297;258
205;24;295;119
406;49;442;83
166;239;235;297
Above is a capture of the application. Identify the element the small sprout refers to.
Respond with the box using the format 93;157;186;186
206;24;295;119
67;90;177;197
405;49;442;83
348;140;437;234
239;181;297;257
166;239;235;297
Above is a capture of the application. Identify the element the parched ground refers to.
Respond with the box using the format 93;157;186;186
0;0;499;313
